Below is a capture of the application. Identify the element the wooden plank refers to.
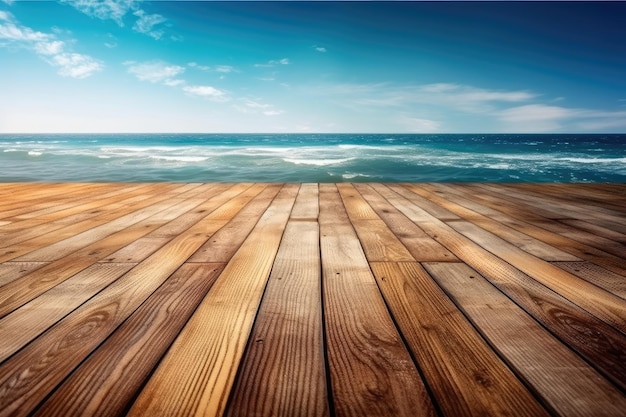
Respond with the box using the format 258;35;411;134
0;183;193;262
0;204;235;416
336;182;378;220
425;262;626;417
411;183;581;261
0;262;136;362
318;184;435;417
350;219;415;262
290;183;319;220
226;220;329;417
448;184;626;276
0;262;48;287
374;183;626;391
449;220;626;334
11;184;205;261
187;183;282;262
370;262;549;417
553;261;626;300
127;184;298;417
0;184;244;320
353;183;456;262
337;183;415;262
32;263;225;417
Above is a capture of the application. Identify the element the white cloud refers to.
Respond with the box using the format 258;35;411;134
215;65;236;73
255;58;290;68
132;9;166;40
125;60;185;85
233;98;283;116
104;33;117;48
314;82;536;114
183;85;229;102
263;110;284;116
0;11;102;78
188;63;238;74
496;104;626;132
34;40;65;56
48;52;103;79
400;116;441;133
61;0;141;26
314;46;326;53
62;0;169;39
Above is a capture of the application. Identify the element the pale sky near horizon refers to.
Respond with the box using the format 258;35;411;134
1;0;625;133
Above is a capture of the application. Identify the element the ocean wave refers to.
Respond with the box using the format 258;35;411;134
149;155;209;163
283;157;353;166
28;151;43;156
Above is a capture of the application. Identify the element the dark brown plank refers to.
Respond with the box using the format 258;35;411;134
425;262;626;417
370;261;550;417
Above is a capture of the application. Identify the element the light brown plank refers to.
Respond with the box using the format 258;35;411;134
449;220;626;334
410;183;581;261
127;184;298;417
0;201;245;416
0;262;136;362
372;183;626;391
226;219;329;417
33;263;225;417
318;184;435;417
425;262;626;417
553;261;626;300
353;183;456;262
187;183;282;262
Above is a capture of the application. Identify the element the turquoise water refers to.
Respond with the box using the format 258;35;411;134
0;134;624;182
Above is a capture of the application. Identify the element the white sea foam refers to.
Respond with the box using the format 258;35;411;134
284;157;353;166
28;151;42;156
150;155;209;163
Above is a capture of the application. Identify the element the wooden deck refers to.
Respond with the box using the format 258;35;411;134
0;182;625;417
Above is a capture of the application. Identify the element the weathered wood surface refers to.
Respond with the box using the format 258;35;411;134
0;182;625;417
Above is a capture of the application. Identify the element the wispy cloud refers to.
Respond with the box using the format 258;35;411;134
188;62;238;74
314;45;326;53
314;82;535;113
61;0;168;39
497;104;626;132
399;116;441;133
132;9;166;40
1;0;14;5
61;0;141;26
125;60;185;85
254;58;289;68
183;85;229;102
0;11;102;78
233;98;283;116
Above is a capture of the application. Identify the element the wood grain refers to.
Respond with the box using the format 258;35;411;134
425;262;626;417
33;263;225;417
127;184;298;417
226;220;329;417
370;261;549;417
319;184;435;417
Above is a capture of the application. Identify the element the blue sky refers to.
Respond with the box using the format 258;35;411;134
1;0;625;133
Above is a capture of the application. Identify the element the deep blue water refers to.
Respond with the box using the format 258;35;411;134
0;133;624;182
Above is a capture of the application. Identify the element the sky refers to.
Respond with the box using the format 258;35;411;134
0;0;625;133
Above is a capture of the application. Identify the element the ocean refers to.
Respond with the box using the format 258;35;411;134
0;134;624;183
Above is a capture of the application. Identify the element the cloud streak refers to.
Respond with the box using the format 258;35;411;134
0;11;102;78
61;0;168;39
183;85;228;102
125;60;184;85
